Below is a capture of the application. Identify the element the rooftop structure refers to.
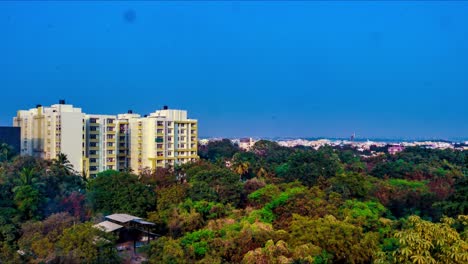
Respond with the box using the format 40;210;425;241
94;221;124;233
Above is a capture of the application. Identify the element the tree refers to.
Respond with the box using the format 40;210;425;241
13;185;43;220
232;160;250;179
188;168;243;206
289;214;379;263
327;172;373;200
375;215;468;264
199;139;240;162
436;175;468;216
276;148;343;187
56;222;118;263
52;153;74;175
18;212;76;263
87;170;156;216
0;242;22;264
17;167;37;186
147;237;185;264
0;143;14;162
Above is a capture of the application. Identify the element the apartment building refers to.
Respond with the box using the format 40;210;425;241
13;100;85;173
121;107;198;174
13;101;198;177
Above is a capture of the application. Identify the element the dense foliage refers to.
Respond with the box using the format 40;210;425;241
0;141;467;263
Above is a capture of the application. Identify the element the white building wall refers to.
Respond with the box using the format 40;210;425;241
60;111;85;172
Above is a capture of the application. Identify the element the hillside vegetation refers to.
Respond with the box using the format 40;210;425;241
0;140;467;263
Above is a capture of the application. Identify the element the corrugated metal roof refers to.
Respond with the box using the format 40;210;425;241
105;213;142;223
94;221;123;233
133;219;156;226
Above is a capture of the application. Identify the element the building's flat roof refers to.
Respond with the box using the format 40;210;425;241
94;221;123;232
106;213;142;224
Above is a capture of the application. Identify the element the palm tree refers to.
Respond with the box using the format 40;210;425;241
53;153;74;175
18;167;35;186
233;161;250;177
256;167;268;178
15;167;44;190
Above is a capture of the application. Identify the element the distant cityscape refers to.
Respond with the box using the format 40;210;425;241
200;137;468;154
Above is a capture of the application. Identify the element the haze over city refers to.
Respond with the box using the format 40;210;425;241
1;1;468;139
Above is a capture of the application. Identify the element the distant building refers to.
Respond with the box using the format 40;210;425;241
239;138;256;150
0;126;21;154
388;145;405;155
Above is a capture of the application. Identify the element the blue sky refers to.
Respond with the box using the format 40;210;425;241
1;1;467;139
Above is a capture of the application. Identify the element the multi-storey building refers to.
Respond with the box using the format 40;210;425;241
14;101;198;177
122;107;198;174
13;100;85;173
84;114;121;177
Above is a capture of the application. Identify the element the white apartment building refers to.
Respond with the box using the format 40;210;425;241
13;100;85;173
14;101;198;177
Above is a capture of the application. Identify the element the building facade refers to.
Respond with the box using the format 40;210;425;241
122;107;198;174
13;101;85;172
13;101;198;177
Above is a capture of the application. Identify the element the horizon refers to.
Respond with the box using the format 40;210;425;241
1;1;468;138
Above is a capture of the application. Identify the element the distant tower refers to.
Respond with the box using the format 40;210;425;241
350;132;356;142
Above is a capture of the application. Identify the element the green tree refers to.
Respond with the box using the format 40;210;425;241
375;215;468;264
87;170;156;216
289;214;379;263
52;153;74;175
199;139;240;162
56;222;118;263
0;143;14;162
276;148;343;187
188;168;243;205
436;175;468;216
327;172;373;200
13;185;43;220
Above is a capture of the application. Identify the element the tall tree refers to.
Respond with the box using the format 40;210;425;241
53;153;74;175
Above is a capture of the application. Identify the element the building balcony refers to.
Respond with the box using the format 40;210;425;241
89;146;99;151
89;130;100;135
106;131;116;135
107;146;116;151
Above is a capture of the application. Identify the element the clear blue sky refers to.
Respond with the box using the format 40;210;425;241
1;1;467;139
